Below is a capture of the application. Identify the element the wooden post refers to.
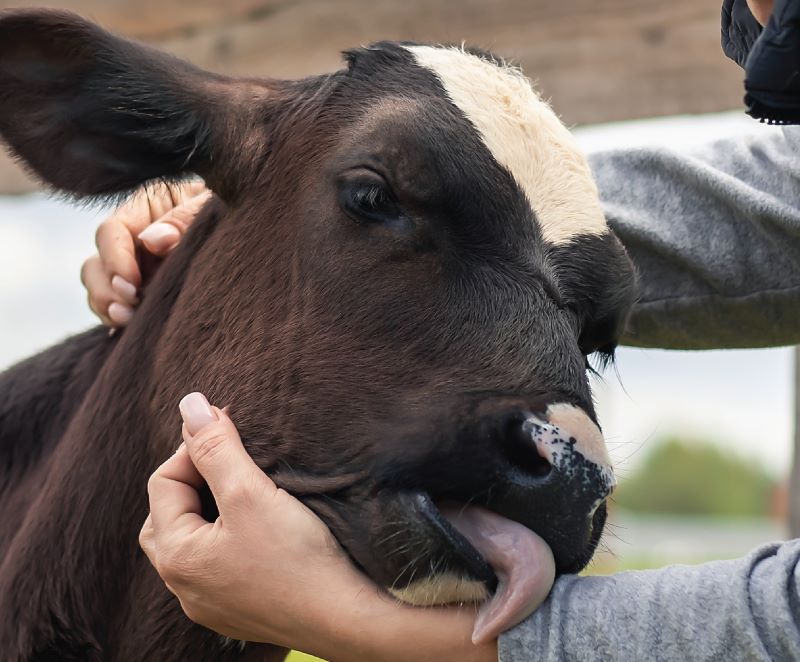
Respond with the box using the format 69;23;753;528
791;347;800;537
0;0;751;195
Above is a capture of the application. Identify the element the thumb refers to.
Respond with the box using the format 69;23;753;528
178;392;276;508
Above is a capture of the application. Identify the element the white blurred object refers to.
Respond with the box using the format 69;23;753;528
573;110;783;153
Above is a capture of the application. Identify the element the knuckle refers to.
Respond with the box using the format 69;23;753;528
190;427;229;466
223;470;269;512
157;560;184;588
87;294;109;322
80;256;98;286
138;527;155;558
157;545;192;585
171;207;193;225
146;472;160;496
158;540;210;589
224;482;252;509
180;600;205;626
94;220;113;246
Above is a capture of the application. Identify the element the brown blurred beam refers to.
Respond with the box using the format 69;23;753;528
0;0;744;195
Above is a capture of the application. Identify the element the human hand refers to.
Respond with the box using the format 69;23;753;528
81;181;211;326
747;0;774;25
140;393;510;662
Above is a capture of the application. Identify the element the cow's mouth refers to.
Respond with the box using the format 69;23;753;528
388;491;556;642
410;492;497;588
297;401;611;640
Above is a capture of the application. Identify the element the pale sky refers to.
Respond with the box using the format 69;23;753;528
0;112;794;477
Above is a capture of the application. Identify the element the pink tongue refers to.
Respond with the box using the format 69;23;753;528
440;505;555;645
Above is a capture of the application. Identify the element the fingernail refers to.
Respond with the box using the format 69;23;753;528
111;275;138;304
108;302;134;326
179;392;218;436
138;223;181;252
194;189;214;204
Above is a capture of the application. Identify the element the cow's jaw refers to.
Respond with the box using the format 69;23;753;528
389;573;489;606
386;498;555;643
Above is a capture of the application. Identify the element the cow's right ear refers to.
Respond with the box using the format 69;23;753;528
0;9;267;201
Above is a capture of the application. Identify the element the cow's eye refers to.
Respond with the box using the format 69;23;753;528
339;178;404;227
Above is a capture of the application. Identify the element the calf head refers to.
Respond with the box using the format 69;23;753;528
0;10;636;624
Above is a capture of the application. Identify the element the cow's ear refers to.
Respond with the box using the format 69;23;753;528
0;9;265;201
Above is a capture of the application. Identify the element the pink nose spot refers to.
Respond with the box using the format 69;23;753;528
522;404;616;496
523;419;567;466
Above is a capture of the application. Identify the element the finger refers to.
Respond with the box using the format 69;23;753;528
147;443;209;539
139;515;181;596
136;222;181;256
108;302;135;327
178;393;277;509
81;255;117;326
94;181;205;284
142;180;207;221
139;514;156;563
170;180;209;208
87;293;114;328
180;180;209;199
95;218;142;290
112;180;206;231
111;275;139;306
158;189;212;234
138;190;212;256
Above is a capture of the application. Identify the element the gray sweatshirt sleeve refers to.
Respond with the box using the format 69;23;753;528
589;126;800;349
498;539;800;661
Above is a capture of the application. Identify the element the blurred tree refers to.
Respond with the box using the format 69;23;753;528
615;438;777;518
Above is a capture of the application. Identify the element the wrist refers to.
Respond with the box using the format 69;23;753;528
314;582;497;662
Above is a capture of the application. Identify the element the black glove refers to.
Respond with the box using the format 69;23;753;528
721;0;763;67
722;0;800;125
744;0;800;124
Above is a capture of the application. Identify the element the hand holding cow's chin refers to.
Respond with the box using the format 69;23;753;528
140;393;505;662
81;180;210;327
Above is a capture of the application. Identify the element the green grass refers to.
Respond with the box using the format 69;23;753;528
287;651;326;662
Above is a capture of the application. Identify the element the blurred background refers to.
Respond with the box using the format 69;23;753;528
0;0;795;644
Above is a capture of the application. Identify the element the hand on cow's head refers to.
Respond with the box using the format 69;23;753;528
0;9;265;201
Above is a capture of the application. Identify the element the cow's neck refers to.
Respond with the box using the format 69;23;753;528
0;199;244;660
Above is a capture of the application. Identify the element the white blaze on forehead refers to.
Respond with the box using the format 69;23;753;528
406;45;607;246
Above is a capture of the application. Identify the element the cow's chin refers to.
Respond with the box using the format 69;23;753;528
385;492;496;606
388;572;490;606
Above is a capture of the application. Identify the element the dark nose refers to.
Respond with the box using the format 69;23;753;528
490;402;615;572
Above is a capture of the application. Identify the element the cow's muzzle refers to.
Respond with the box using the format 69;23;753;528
485;402;615;573
305;395;613;620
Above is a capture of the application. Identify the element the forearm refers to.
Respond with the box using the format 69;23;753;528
498;539;800;661
590;126;800;349
342;594;495;662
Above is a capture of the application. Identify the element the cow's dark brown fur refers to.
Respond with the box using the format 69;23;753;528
0;9;636;661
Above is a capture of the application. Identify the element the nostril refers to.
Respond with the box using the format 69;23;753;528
502;416;552;478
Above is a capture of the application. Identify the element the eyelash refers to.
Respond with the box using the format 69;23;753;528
585;345;617;376
352;184;391;210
